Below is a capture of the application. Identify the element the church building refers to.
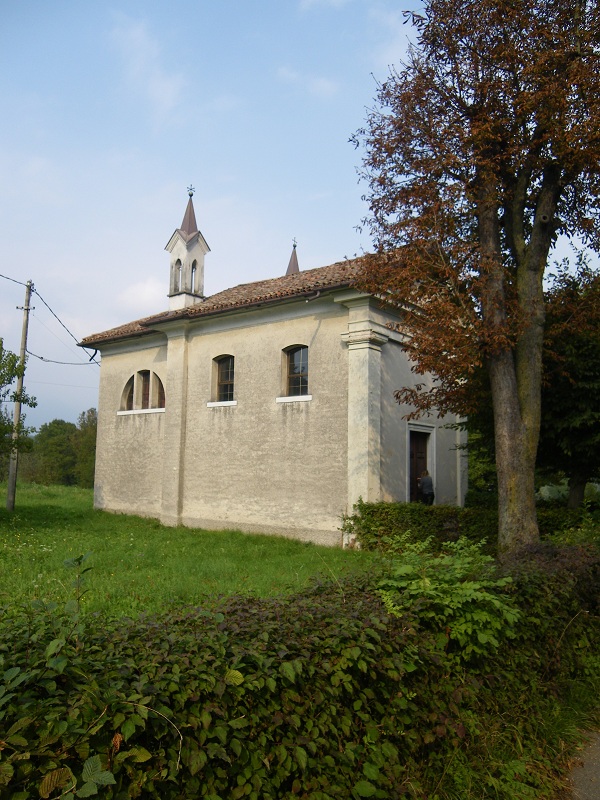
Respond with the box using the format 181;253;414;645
81;192;467;545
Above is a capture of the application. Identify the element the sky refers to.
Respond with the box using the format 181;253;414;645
0;0;419;429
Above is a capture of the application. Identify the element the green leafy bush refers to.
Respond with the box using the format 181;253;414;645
378;538;519;661
538;507;586;537
342;499;584;554
342;500;498;552
1;544;599;800
1;576;449;800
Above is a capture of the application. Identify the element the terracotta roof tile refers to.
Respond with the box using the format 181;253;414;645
80;259;361;347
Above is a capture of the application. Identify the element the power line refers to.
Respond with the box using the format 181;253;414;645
24;380;98;389
0;270;100;367
26;349;98;366
31;311;88;361
32;288;80;345
32;288;100;366
0;272;29;288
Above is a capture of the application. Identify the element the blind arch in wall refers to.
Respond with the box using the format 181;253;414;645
120;371;166;411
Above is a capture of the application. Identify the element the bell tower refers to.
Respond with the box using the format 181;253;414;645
165;186;210;310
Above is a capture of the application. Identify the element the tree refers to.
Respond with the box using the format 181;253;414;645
21;410;97;488
0;338;35;470
353;0;600;553
72;408;97;489
538;263;600;507
33;419;77;486
458;261;600;509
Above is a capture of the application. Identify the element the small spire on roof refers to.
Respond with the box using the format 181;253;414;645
286;238;299;276
180;186;198;238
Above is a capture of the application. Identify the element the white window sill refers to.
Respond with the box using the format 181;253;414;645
206;400;238;407
117;408;166;416
276;395;313;403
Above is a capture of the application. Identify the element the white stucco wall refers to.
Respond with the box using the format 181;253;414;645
94;336;167;517
177;298;349;544
92;289;467;545
379;327;467;506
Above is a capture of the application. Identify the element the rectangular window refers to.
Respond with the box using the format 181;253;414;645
287;346;308;396
217;356;235;402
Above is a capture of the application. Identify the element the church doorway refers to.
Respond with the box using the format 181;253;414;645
409;431;429;502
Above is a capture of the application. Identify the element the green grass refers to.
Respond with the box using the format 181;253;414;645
0;482;373;618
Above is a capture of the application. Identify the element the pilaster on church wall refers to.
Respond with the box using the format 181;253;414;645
340;296;390;508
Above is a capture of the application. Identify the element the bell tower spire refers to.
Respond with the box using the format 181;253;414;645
165;186;210;310
286;238;299;275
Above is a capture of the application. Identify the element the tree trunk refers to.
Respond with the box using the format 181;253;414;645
568;472;587;509
487;350;539;554
477;173;544;556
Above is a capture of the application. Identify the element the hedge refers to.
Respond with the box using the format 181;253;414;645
1;544;599;799
342;499;584;553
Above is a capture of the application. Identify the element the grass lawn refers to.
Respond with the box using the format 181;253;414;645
0;483;372;618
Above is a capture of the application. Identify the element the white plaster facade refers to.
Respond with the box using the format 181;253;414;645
83;200;467;545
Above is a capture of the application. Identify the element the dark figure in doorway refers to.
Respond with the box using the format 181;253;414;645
418;471;434;505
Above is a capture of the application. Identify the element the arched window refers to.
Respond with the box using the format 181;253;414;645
191;260;197;293
140;370;151;409
285;346;308;396
121;376;134;411
119;372;165;411
175;259;182;292
215;355;235;402
157;377;165;409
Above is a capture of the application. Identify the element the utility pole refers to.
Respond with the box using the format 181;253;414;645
6;279;33;511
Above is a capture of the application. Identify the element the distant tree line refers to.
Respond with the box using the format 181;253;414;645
1;409;97;489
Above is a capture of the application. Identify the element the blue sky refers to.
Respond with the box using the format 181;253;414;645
0;0;418;428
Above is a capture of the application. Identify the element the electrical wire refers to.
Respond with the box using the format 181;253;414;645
31;311;87;361
1;271;100;366
26;349;97;366
32;288;100;366
0;272;29;288
14;380;98;390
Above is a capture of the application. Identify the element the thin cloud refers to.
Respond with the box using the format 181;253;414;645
208;93;245;114
0;152;67;207
277;66;339;98
110;16;185;120
368;8;413;69
116;277;166;316
299;0;352;10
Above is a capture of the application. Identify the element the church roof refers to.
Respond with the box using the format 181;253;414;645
80;258;362;347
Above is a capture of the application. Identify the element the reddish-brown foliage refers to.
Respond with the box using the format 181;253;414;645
353;0;600;551
355;0;600;410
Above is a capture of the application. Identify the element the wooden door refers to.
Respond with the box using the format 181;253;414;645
410;431;428;501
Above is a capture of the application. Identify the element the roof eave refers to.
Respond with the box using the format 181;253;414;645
164;229;211;253
142;280;356;328
78;327;160;348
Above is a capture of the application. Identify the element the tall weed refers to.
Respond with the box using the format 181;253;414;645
378;537;519;661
